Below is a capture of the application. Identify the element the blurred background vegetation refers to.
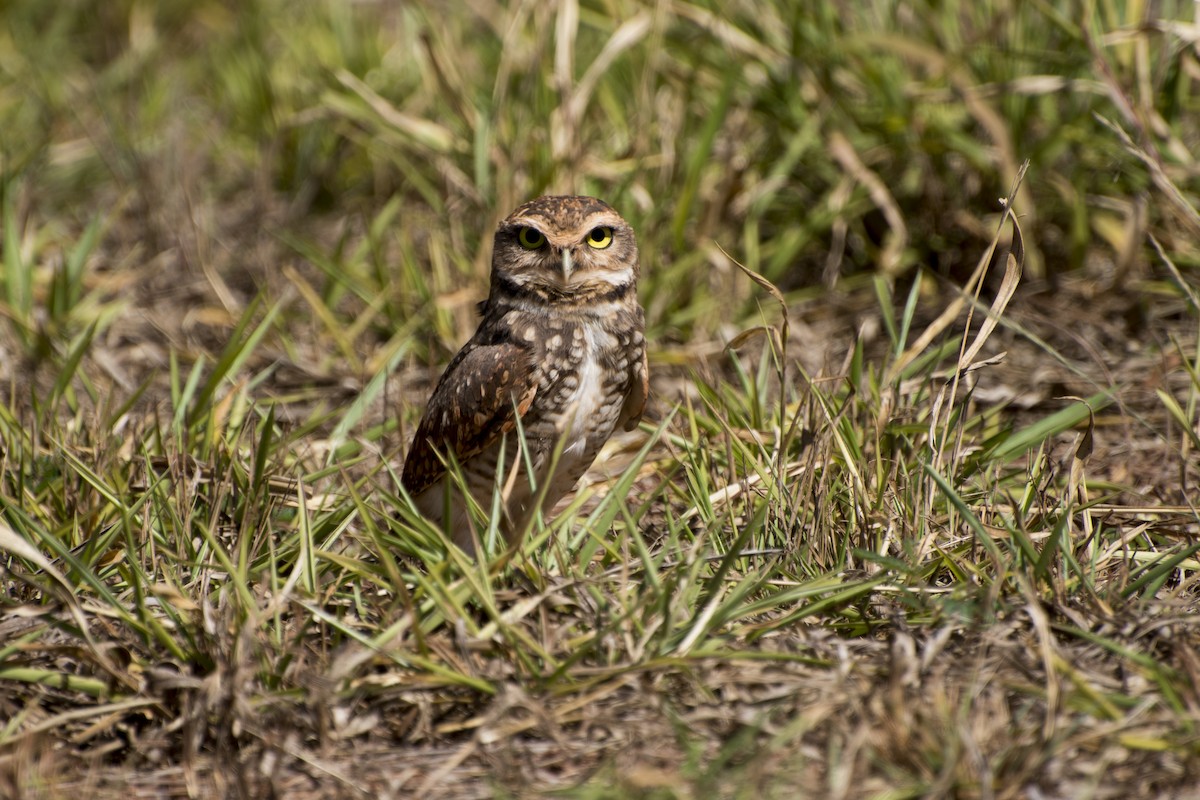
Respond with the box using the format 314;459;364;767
2;0;1195;369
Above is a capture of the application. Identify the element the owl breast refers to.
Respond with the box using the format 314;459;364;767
543;321;626;480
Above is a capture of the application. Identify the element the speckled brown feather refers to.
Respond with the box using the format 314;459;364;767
620;347;649;431
401;336;537;497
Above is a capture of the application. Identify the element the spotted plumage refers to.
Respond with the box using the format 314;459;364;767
402;196;648;553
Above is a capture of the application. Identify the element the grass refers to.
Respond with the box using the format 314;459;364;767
2;0;1200;797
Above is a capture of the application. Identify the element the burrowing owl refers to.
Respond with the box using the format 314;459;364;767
401;196;648;553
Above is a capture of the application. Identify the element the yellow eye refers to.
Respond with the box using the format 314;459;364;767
517;227;546;249
586;226;613;249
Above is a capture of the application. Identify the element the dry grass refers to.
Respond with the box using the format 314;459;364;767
3;1;1200;798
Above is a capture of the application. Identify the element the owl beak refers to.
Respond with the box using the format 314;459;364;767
560;249;574;283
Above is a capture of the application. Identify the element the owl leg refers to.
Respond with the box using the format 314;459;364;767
414;477;484;555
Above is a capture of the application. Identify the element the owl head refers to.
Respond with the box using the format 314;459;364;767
489;195;640;303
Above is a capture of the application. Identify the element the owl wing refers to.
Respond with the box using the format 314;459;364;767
401;341;538;497
619;346;649;432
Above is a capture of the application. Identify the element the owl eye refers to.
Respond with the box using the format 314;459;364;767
517;227;546;250
586;226;614;249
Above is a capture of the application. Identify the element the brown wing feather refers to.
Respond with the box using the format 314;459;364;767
619;346;649;431
401;342;538;496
